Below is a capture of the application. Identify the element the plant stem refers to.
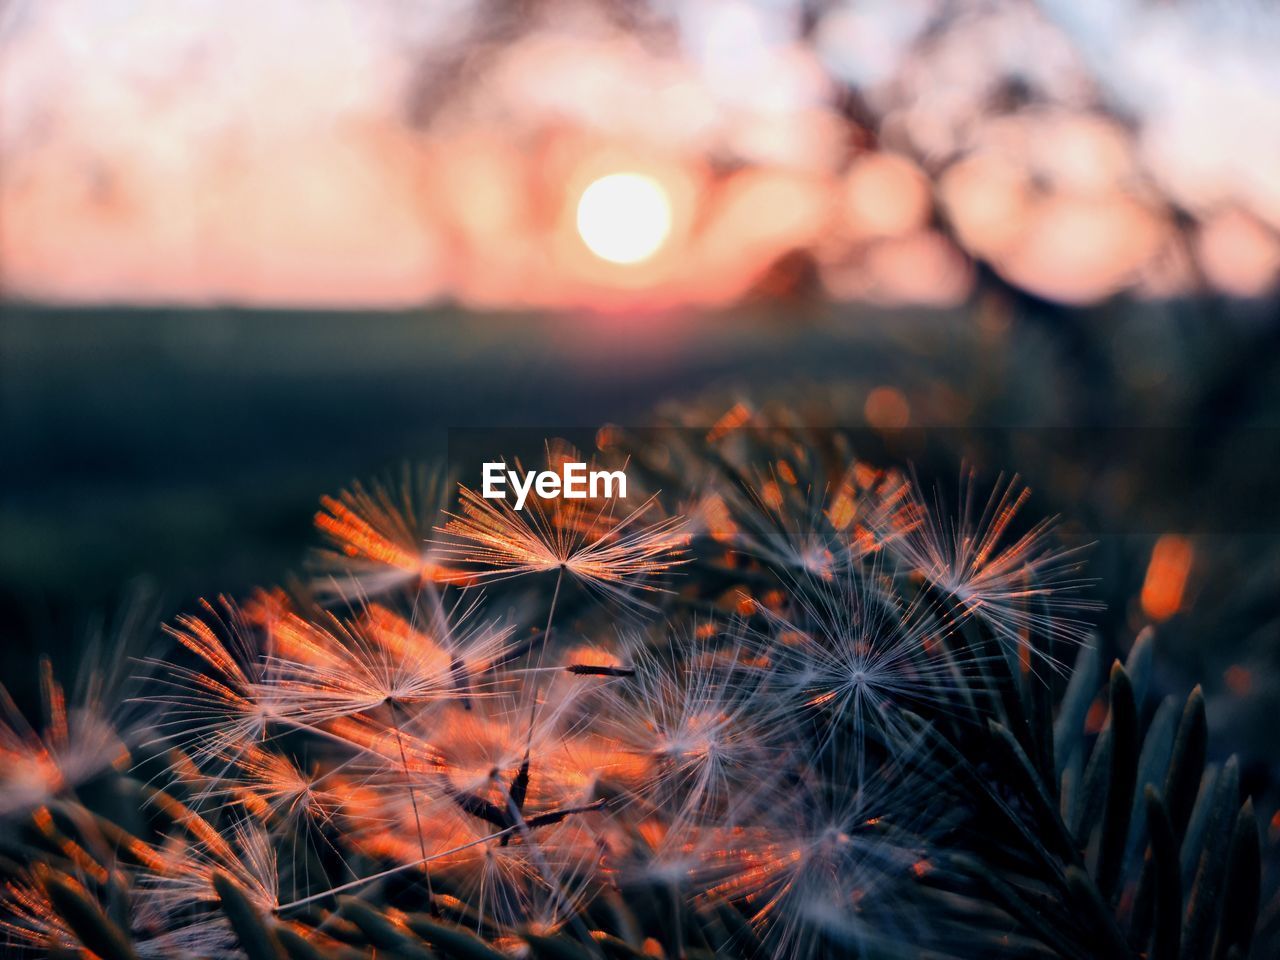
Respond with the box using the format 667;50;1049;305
273;800;604;913
389;699;438;916
522;565;565;761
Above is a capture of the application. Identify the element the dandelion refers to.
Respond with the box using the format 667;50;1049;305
311;467;476;601
437;447;688;609
727;460;914;579
712;752;941;960
138;597;276;767
11;412;1244;960
754;568;967;783
881;472;1096;663
0;660;127;820
264;600;515;726
592;629;787;824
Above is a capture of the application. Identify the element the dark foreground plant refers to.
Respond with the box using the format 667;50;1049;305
0;410;1268;958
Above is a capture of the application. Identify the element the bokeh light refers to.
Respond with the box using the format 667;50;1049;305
0;0;1277;308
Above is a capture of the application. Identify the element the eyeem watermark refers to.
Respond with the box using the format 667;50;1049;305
482;461;627;511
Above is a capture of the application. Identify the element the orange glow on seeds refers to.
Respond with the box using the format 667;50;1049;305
314;494;472;587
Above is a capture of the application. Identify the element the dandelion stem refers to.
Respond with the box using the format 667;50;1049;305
520;565;565;782
389;699;438;916
273;799;605;913
539;567;566;670
497;781;597;946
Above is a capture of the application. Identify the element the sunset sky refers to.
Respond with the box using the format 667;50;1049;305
1;0;1278;309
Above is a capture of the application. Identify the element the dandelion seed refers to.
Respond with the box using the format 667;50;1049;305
0;873;79;953
882;472;1096;663
437;449;687;609
442;810;602;935
729;461;913;579
140;815;279;933
138;597;277;766
264;600;514;912
755;568;968;782
264;601;515;726
216;745;340;829
311;467;474;601
324;763;605;935
0;660;126;820
712;753;941;960
437;446;688;825
592;629;787;825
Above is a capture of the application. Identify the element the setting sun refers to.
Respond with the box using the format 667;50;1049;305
576;173;673;265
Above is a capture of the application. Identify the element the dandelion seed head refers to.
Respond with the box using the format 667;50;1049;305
138;814;279;945
881;473;1097;662
0;663;127;819
311;469;472;601
437;448;687;608
0;873;79;953
592;629;789;824
264;602;516;726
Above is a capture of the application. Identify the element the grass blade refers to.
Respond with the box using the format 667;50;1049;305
1097;662;1137;900
1144;788;1181;960
1211;800;1261;960
214;870;287;960
42;869;139;960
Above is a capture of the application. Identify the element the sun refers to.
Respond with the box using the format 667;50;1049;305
576;173;672;265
